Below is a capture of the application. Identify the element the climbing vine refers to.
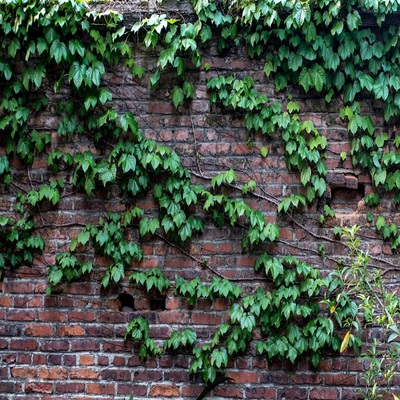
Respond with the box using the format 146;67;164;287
1;0;400;398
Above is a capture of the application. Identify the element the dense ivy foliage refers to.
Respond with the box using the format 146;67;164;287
0;0;400;397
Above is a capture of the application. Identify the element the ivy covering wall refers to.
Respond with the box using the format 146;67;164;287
0;0;400;399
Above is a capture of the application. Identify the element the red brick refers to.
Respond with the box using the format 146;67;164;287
325;373;356;386
0;381;22;393
25;324;54;337
227;371;258;384
38;311;66;322
134;370;162;381
86;383;115;395
32;354;46;365
11;367;38;378
25;382;53;394
39;367;68;380
310;388;339;399
80;355;95;366
64;283;96;295
191;312;222;325
56;383;85;393
149;384;179;397
101;368;131;381
117;384;147;396
14;296;42;308
17;353;31;363
277;388;308;399
7;310;35;321
70;340;100;352
245;387;276;399
57;325;85;336
214;385;244;398
293;373;323;385
0;367;7;379
40;340;69;352
98;311;127;323
181;385;203;397
113;356;126;366
10;339;38;351
158;311;190;324
70;368;100;380
4;282;33;294
68;311;97;322
0;296;12;306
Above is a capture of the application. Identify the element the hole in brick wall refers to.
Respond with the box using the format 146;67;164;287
118;292;135;312
149;297;166;311
330;185;365;209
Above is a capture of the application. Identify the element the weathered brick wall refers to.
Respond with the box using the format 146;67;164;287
1;8;399;400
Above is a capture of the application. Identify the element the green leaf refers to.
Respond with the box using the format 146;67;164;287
299;68;311;92
373;76;389;100
288;53;303;72
331;21;343;36
293;2;311;26
210;347;228;368
99;88;113;104
310;64;326;92
171;86;184;108
78;230;90;245
68;62;86;89
69;39;85;57
347;11;361;31
240;313;256;331
50;39;68;64
376;215;386;231
260;146;268;158
360;41;373;61
120;112;139;133
375;133;388;147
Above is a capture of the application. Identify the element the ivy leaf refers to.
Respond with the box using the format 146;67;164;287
260;146;268;157
69;39;85;57
373;169;387;186
300;166;311;186
375;133;388;147
302;22;316;42
389;75;400;91
309;64;326;92
373;75;389;100
171;86;184;108
78;230;90;245
99;88;113;104
343;82;360;103
120;112;139;133
68;62;86;89
293;2;311;26
376;215;386;231
331;20;343;36
358;73;374;91
50;39;68;64
210;347;228;368
360;41;373;61
263;60;275;77
288;53;303;72
299;68;311;92
86;61;105;87
347;11;361;31
240;313;256;331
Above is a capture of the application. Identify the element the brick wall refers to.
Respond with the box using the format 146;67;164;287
0;7;399;400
